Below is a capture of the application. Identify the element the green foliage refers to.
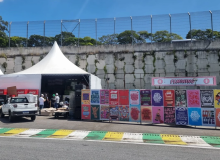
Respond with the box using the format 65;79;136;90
2;62;7;69
151;30;182;42
117;30;146;44
98;34;118;45
28;35;54;47
75;55;80;67
186;29;220;40
0;53;7;59
22;65;25;70
103;65;107;74
10;36;27;47
21;55;25;64
31;60;35;66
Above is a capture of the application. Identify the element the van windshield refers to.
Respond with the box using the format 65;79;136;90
10;98;29;103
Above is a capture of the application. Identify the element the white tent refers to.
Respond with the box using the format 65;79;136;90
0;69;3;75
0;42;102;91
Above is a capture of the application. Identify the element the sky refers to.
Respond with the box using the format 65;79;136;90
0;0;220;22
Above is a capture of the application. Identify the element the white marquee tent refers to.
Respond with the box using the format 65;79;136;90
0;69;3;75
0;42;102;91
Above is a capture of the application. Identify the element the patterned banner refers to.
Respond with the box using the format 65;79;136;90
129;90;140;105
141;106;152;123
151;90;163;106
100;105;109;120
164;107;175;124
163;90;175;107
119;90;129;105
100;90;109;105
176;107;188;125
129;105;141;122
119;105;129;121
188;108;202;126
81;105;91;120
152;107;164;124
200;90;214;108
109;90;119;105
91;105;100;120
187;90;201;107
140;90;151;106
90;90;100;105
175;90;187;107
201;108;215;126
215;108;220;127
81;89;90;105
214;90;220;108
109;105;119;121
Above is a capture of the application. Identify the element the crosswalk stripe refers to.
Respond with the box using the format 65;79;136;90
180;135;211;147
103;132;124;141
68;130;91;139
16;129;45;137
161;134;187;145
122;133;143;142
48;129;74;138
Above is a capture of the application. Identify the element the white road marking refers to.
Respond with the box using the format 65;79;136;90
180;135;211;147
67;130;91;139
15;129;45;137
122;132;143;142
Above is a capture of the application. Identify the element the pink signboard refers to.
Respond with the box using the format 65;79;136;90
187;90;201;107
152;76;216;86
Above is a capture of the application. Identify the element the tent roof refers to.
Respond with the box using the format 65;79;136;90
14;42;89;75
0;69;3;75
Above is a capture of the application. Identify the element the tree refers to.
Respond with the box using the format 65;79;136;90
138;31;151;42
151;30;182;42
98;34;118;45
10;36;27;47
0;16;8;47
55;31;75;46
28;35;55;47
186;29;220;40
117;30;146;44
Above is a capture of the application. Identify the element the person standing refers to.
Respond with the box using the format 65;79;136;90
39;94;45;115
55;93;60;110
44;94;49;108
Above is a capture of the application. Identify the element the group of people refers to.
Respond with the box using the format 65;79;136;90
38;93;60;111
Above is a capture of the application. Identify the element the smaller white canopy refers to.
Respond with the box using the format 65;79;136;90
0;69;3;75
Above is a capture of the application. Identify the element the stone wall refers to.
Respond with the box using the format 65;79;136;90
1;40;220;89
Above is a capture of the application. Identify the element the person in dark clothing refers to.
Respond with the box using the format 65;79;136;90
51;94;56;107
44;94;49;108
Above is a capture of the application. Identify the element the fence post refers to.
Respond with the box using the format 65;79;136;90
78;19;80;47
8;22;11;48
151;15;152;44
188;12;192;43
26;21;29;47
114;17;116;35
209;10;213;41
169;14;172;43
61;20;62;46
130;16;133;45
95;18;97;46
44;21;45;47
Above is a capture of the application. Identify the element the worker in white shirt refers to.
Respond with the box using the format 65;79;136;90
54;93;60;110
39;94;45;115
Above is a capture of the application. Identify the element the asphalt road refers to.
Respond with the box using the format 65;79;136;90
0;137;219;160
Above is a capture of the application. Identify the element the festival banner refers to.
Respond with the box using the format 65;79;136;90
129;90;140;105
201;108;215;126
215;108;220;127
141;106;152;123
214;90;220;108
109;90;119;105
81;105;91;120
151;90;163;106
129;105;141;122
175;107;188;125
119;90;129;105
188;108;202;126
140;90;151;106
152;107;164;124
175;90;187;107
90;90;100;105
100;90;109;105
81;89;90;105
164;107;175;124
119;105;129;121
109;105;119;121
163;90;175;107
91;105;100;120
200;90;214;108
100;105;109;120
187;90;201;107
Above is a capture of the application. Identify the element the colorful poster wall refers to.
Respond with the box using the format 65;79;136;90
163;90;175;107
100;105;109;120
140;90;151;106
175;90;187;107
129;105;140;122
201;108;215;126
119;90;129;105
215;108;220;127
129;90;140;105
152;90;163;106
164;107;175;124
90;90;100;105
100;90;109;105
91;105;100;120
81;89;90;105
214;90;220;108
81;105;91;120
200;90;214;108
141;106;152;123
188;108;202;126
187;90;201;107
109;90;119;105
152;107;164;124
109;105;119;121
175;107;188;125
119;105;129;121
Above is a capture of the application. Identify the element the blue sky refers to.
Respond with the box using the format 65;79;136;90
0;0;220;21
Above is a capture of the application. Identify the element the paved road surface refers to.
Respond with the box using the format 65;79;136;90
0;137;219;160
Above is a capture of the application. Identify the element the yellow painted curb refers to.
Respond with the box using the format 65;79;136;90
161;134;187;145
103;132;124;141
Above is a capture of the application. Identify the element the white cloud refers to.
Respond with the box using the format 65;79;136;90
0;0;3;2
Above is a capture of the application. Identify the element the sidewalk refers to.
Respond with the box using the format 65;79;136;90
0;116;219;137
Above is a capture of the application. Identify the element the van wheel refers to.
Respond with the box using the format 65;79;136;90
0;109;4;118
9;112;13;122
31;115;36;121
